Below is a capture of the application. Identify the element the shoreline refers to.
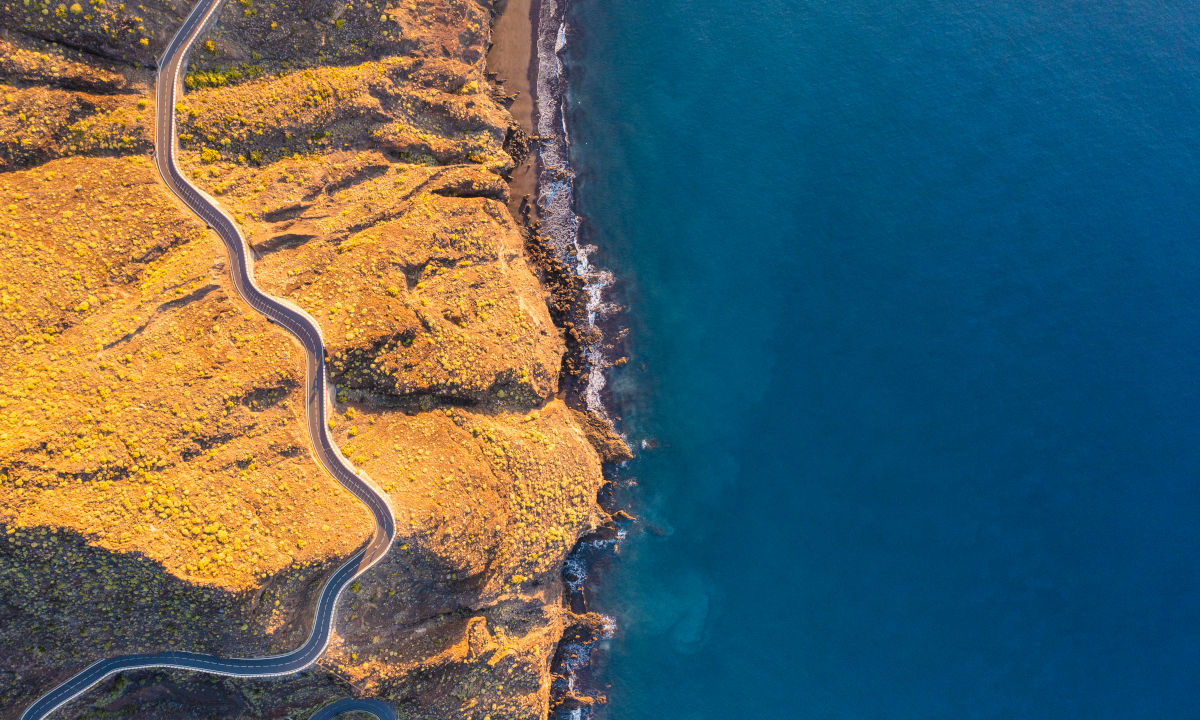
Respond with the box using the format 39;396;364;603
490;0;617;418
488;1;630;717
531;0;617;421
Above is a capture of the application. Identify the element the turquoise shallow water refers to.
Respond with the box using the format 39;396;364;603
562;0;1200;717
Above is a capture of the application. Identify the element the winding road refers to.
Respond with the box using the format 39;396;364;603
21;1;397;718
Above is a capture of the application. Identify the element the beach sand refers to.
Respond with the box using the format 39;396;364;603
487;0;539;219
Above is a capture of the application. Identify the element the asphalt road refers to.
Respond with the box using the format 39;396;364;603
309;698;397;720
20;1;397;718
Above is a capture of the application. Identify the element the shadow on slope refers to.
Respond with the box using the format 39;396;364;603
0;522;358;720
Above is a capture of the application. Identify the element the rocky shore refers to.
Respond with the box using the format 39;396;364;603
489;1;634;716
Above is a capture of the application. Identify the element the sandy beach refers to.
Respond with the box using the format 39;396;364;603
487;0;539;219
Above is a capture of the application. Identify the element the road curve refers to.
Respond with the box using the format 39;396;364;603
21;1;397;718
309;698;398;720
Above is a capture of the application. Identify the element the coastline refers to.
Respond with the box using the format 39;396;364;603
488;1;631;717
532;0;618;420
490;0;617;418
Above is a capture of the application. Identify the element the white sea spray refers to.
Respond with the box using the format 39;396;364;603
533;3;625;716
534;0;616;419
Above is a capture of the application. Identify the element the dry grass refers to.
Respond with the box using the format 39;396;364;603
0;155;373;590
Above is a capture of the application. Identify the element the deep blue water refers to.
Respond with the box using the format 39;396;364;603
563;0;1200;717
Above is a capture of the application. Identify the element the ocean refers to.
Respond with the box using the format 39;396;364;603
560;0;1200;717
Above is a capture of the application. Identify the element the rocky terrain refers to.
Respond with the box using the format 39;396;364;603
0;0;621;716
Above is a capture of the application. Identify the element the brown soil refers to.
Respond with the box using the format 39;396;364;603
487;0;541;223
